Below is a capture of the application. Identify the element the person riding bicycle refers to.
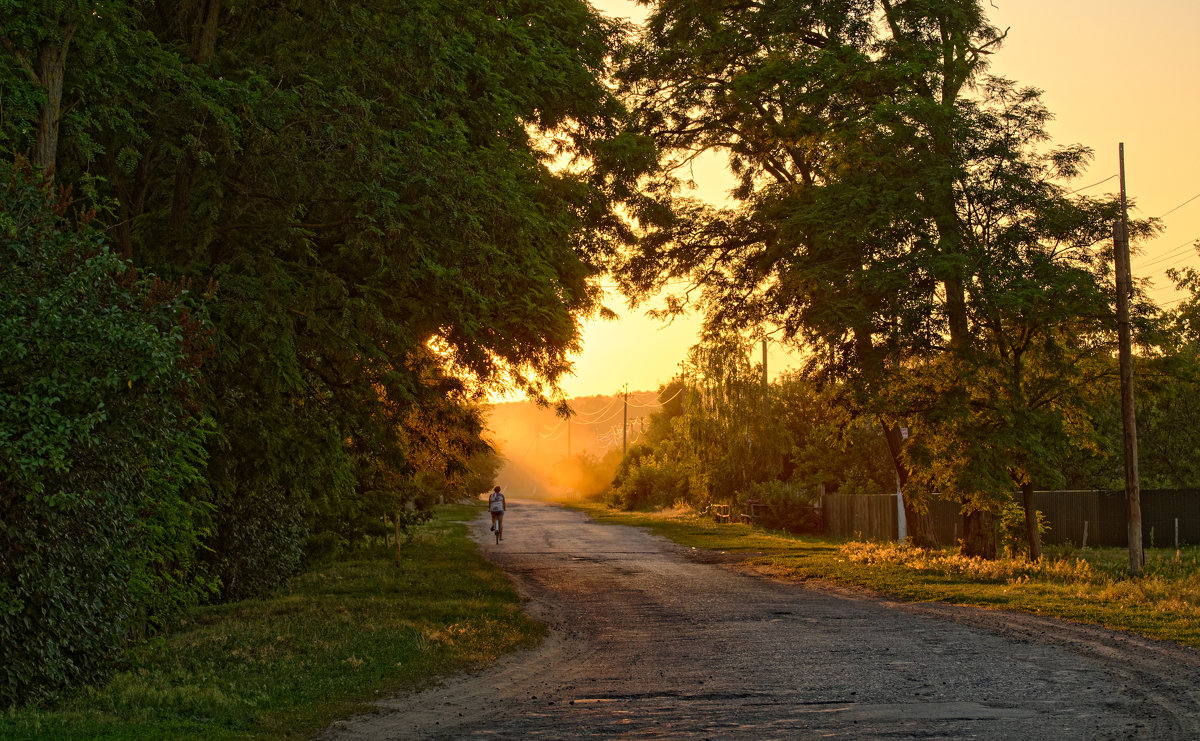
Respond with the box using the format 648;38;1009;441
489;486;506;540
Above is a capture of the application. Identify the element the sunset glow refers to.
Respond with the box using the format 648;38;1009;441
568;0;1200;400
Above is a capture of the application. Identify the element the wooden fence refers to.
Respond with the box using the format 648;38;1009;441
820;489;1200;547
820;494;899;541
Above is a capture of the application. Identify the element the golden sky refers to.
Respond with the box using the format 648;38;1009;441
560;0;1200;399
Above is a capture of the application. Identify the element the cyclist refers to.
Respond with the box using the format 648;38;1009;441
488;486;506;540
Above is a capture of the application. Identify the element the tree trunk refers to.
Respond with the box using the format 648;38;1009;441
170;0;222;234
960;505;996;559
393;515;403;567
107;146;157;260
880;421;937;547
32;24;78;176
1021;480;1042;562
189;0;222;64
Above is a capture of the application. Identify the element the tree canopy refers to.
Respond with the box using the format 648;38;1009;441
615;0;1157;555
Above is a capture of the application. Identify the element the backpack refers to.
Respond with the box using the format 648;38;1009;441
489;492;505;512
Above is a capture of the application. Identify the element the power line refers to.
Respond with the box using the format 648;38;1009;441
1156;190;1200;220
538;418;566;440
1068;173;1118;195
1143;248;1200;277
1136;235;1200;270
573;406;625;426
629;387;682;408
570;397;621;421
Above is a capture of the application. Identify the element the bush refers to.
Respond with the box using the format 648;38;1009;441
742;480;822;534
206;474;308;602
608;454;690;511
0;160;210;706
998;495;1049;558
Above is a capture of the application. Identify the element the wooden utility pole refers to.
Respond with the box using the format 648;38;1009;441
1114;142;1143;576
622;383;629;456
761;339;768;417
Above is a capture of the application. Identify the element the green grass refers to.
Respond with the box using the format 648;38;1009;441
573;502;1200;650
0;504;543;740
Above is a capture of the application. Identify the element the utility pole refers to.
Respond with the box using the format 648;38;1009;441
1114;142;1143;576
622;383;629;456
567;415;571;459
761;339;768;418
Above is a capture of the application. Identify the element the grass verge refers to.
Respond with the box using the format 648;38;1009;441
0;503;542;740
573;501;1200;650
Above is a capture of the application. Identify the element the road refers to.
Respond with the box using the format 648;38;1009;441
322;500;1200;739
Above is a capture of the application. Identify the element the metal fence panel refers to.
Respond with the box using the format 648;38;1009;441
820;494;897;541
819;490;1200;547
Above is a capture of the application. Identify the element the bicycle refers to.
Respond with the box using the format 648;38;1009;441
491;514;503;544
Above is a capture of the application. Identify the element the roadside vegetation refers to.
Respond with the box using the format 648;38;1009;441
2;0;640;707
576;503;1200;650
0;505;540;741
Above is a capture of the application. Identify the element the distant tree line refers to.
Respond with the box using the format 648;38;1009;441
0;0;654;706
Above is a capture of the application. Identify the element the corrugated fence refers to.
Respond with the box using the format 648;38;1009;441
821;489;1200;546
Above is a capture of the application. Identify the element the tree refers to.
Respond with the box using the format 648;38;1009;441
609;341;894;513
881;78;1147;560
617;0;1138;556
616;0;1002;545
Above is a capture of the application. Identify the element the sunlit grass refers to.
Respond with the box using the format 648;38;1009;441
572;501;1200;649
0;504;543;740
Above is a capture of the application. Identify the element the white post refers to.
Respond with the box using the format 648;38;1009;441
895;470;907;542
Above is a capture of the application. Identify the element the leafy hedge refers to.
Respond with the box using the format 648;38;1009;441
0;161;211;706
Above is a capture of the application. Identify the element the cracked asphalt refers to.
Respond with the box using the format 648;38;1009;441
321;500;1200;739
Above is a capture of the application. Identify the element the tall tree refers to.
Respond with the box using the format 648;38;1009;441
617;0;1134;555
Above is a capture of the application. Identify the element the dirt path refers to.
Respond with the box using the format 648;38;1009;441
321;501;1200;739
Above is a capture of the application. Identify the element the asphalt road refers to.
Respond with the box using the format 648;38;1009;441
321;500;1200;739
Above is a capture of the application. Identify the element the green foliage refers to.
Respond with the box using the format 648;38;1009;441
0;159;210;707
1059;265;1200;491
608;337;895;513
740;480;822;534
3;0;653;608
609;446;692;510
616;1;1162;556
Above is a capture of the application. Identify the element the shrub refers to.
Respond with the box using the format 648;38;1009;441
206;473;308;602
0;160;210;706
742;480;822;534
609;455;690;511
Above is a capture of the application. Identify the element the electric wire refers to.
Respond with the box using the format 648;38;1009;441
1136;235;1200;270
569;397;622;421
1156;190;1200;220
1067;173;1118;195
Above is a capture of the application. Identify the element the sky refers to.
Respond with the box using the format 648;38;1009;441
555;0;1200;399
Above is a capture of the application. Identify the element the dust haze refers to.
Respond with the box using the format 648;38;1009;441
485;392;660;502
